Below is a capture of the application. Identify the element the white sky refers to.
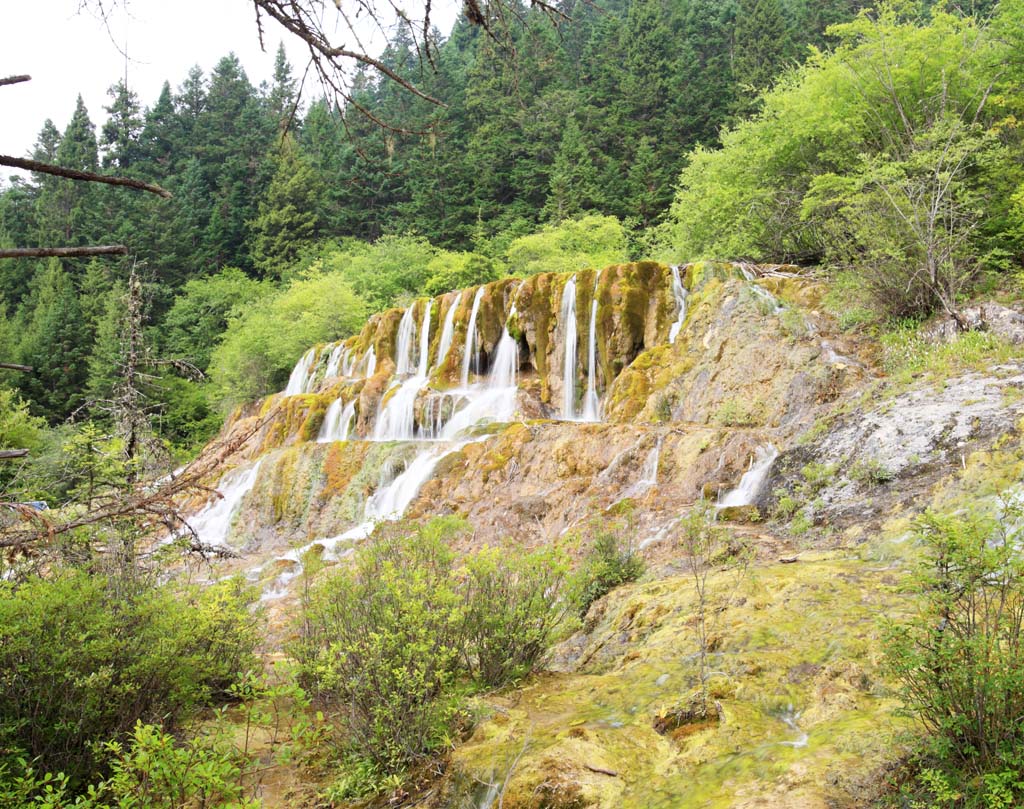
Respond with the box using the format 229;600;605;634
0;0;459;168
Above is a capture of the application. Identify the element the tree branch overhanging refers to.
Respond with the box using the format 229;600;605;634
0;246;129;259
0;155;171;198
0;75;31;88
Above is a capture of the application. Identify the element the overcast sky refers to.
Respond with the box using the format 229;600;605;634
1;0;458;169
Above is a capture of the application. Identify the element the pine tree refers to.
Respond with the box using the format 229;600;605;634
732;0;794;115
17;260;90;422
101;80;144;170
251;135;325;277
267;42;298;132
544;118;602;221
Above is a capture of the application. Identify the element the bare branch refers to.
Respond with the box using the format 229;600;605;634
0;450;30;459
0;363;32;373
0;155;171;198
0;245;128;259
0;75;31;88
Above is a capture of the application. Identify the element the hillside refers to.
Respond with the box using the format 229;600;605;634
166;260;1024;807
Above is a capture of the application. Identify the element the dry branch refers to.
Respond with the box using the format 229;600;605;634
0;154;171;198
0;450;30;460
0;75;31;88
0;245;128;259
0;363;32;373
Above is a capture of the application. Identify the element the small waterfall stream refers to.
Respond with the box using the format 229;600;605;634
461;287;486;386
394;305;417;376
718;445;779;508
669;265;689;344
284;348;317;396
582;273;601;422
436;292;461;368
561;275;578;420
318;399;355;442
183;460;263;549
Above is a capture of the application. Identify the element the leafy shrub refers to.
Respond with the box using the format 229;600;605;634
884;506;1024;806
505;215;629;277
460;545;569;686
295;517;569;776
572;522;645;618
209;268;368;407
0;572;260;787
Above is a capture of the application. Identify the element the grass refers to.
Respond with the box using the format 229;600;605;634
879;325;1024;383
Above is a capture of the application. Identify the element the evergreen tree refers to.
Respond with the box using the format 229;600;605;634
544;119;602;221
732;0;794;115
251;135;325;277
36;96;100;245
101;80;144;170
267;42;298;132
17;261;90;422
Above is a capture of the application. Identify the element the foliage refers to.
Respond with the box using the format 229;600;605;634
209;268;367;407
0;571;261;787
295;517;569;776
676;501;750;716
884;505;1024;806
571;517;645;618
505;215;630;277
659;4;1024;320
0;387;47;492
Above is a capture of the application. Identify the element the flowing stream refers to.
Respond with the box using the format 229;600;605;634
561;275;578;420
718;445;779;508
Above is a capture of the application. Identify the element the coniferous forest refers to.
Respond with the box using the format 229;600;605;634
5;0;1024;806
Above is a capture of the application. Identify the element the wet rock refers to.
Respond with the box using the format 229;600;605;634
717;505;761;523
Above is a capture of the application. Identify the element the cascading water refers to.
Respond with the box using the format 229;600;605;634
435;291;462;369
374;302;433;441
417;300;432;377
560;276;578;420
323;343;345;379
284;348;316;395
363;346;377;379
318;399;356;442
461;287;485;386
718;445;779;508
183;461;262;549
341;348;355;377
395;305;417;376
582;274;601;422
669;265;689;344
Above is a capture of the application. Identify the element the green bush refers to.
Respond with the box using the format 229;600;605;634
884;506;1024;806
571;521;645;619
460;545;569;686
295;517;570;776
0;572;261;788
505;215;629;277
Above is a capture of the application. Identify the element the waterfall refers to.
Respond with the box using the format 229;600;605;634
374;301;433;441
323;343;345;379
435;291;462;369
395;305;417;376
184;461;262;549
284;348;316;396
561;276;578;420
418;300;432;377
718;445;779;508
363;346;377;379
318;399;356;442
669;265;689;344
582;274;601;422
461;287;485;386
618;438;662;501
341;347;355;377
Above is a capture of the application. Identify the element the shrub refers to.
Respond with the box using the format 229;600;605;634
572;521;645;618
505;215;629;277
0;571;260;787
884;506;1024;805
295;517;570;776
460;545;569;686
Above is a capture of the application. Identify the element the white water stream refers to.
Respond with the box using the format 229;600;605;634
461;287;485;386
435;291;462;369
669;265;689;344
561;275;578;420
284;348;317;396
717;445;779;508
582;273;601;422
182;461;263;550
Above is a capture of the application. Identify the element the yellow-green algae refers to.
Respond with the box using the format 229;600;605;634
451;552;906;809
